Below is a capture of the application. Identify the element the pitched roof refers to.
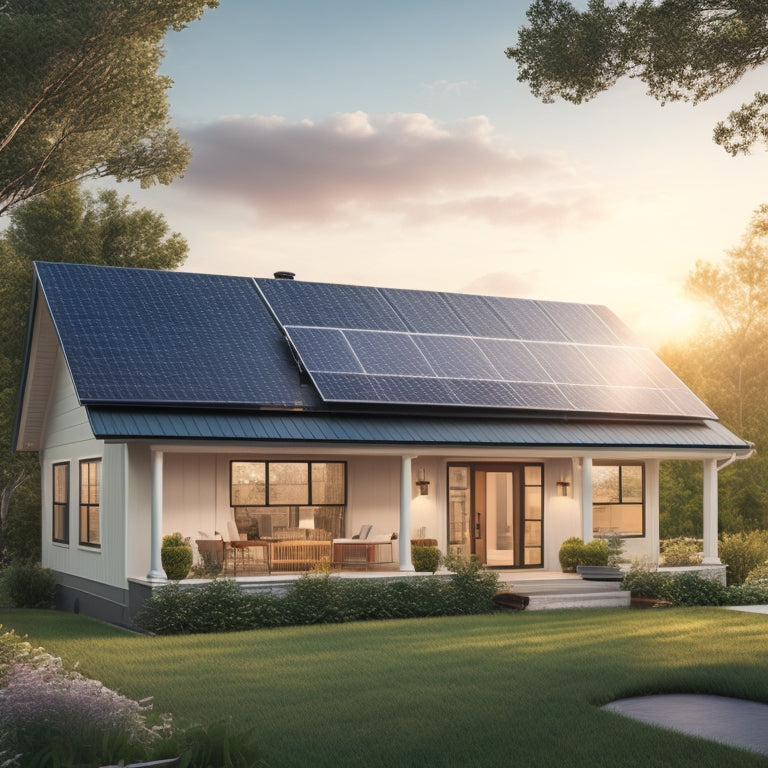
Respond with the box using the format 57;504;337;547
32;261;714;421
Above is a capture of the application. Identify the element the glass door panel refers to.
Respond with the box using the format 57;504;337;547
485;471;516;566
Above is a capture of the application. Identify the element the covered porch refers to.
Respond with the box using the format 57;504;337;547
133;435;748;586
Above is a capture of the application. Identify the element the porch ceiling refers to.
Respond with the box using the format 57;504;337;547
86;407;752;457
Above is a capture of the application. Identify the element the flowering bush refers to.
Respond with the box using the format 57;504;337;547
0;629;162;767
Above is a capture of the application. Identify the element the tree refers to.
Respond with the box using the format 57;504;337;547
507;1;768;154
0;184;188;561
657;206;768;536
0;0;219;215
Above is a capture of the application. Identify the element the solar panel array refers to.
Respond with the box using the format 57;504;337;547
36;263;321;409
256;279;714;419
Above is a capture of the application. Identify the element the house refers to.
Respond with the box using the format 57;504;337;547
13;262;753;624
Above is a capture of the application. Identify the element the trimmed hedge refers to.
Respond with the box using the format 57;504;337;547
558;537;608;572
621;567;768;606
411;545;442;573
135;560;500;635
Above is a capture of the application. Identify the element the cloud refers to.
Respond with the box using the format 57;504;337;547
420;79;477;95
178;111;604;227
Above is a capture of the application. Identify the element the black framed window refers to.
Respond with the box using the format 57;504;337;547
230;461;346;507
52;462;69;544
592;462;644;538
79;459;101;547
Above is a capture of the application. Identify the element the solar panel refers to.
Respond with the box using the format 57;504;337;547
380;288;470;335
412;335;500;380
524;343;605;386
474;339;552;382
284;327;362;373
540;301;620;345
484;296;569;342
344;330;434;376
257;279;407;331
442;293;515;338
255;276;716;419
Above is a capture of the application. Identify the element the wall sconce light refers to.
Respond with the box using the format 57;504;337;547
556;481;570;497
415;468;430;496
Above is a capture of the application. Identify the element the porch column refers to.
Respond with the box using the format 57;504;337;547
702;458;721;565
580;457;593;543
399;455;415;572
147;449;166;581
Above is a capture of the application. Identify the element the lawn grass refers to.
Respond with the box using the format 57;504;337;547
2;607;768;767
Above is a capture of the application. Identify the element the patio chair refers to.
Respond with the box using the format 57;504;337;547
195;538;226;571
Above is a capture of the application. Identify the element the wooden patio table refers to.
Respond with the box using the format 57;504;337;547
228;539;270;575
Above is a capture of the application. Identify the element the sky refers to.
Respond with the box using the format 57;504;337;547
115;0;768;349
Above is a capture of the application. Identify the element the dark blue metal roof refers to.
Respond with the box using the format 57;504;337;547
86;407;752;452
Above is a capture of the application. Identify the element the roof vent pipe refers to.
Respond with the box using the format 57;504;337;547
274;271;295;280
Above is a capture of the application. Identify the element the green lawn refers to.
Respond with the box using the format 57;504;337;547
2;607;767;768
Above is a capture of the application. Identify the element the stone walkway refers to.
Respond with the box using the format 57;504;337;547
603;694;768;756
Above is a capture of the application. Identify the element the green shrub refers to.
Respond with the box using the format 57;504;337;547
621;568;672;599
161;533;193;580
411;545;442;573
134;582;196;634
443;554;499;614
621;566;768;606
581;539;609;566
661;539;702;567
604;533;625;568
558;537;608;571
661;571;728;606
558;537;585;572
156;720;267;768
0;561;55;608
719;530;768;585
745;562;768;584
136;560;501;635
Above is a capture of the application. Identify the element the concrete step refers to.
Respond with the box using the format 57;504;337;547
526;590;631;610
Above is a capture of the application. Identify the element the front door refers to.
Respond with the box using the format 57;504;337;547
448;463;543;568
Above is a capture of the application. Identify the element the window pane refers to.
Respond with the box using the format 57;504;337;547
269;463;309;505
231;462;266;506
311;463;346;505
593;503;643;537
54;464;68;503
524;547;542;565
592;465;620;504
524;466;542;486
524;487;542;520
621;465;643;502
79;459;101;546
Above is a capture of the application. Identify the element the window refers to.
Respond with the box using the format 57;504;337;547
79;459;101;547
230;461;346;506
592;462;644;537
52;463;69;544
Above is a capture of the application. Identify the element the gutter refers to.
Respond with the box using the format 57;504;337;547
718;448;755;472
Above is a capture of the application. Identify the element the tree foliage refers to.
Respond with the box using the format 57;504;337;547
0;185;188;561
658;206;768;536
0;0;219;215
507;1;768;154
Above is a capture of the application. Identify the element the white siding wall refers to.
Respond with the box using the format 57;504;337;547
622;458;660;565
40;350;126;588
544;457;580;570
163;453;219;539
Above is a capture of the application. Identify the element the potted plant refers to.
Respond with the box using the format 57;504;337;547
161;532;193;580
